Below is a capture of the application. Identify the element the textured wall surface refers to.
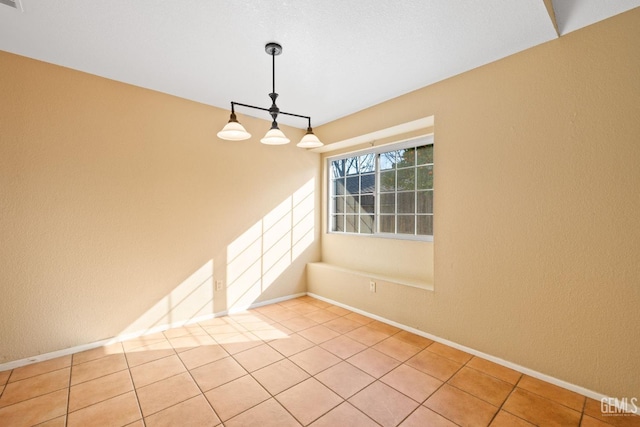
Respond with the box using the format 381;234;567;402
0;53;321;363
312;9;640;398
1;6;638;400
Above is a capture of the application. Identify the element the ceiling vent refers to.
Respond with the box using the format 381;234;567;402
0;0;22;10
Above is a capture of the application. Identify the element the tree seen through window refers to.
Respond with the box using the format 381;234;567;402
330;139;433;238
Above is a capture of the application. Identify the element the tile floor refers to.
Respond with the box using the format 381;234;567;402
0;296;638;426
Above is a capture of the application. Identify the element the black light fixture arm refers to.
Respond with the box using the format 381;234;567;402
229;101;314;129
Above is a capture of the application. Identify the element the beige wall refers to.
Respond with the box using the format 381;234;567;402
311;9;640;397
0;52;321;363
1;7;638;399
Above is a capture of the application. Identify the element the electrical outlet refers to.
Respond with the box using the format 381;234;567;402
216;280;223;291
369;280;376;293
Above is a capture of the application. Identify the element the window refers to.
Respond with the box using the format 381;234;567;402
329;136;433;240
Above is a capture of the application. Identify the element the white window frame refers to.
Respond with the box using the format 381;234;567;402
326;135;434;242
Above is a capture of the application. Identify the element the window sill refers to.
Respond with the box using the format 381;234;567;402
326;230;433;243
308;262;434;291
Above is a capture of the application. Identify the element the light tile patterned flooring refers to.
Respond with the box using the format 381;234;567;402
0;296;638;426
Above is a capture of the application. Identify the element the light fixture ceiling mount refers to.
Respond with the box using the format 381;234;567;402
217;42;323;148
265;42;282;56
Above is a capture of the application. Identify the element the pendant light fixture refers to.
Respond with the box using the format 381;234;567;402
217;43;323;148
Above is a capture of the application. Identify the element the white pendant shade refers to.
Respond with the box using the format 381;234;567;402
297;132;323;148
260;128;290;145
217;121;251;141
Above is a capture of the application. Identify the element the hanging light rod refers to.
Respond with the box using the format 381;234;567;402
217;42;323;148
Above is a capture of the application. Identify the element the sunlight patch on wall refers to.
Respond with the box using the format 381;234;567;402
226;178;315;312
119;260;214;339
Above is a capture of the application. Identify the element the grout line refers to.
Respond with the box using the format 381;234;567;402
68;365;130;388
340;400;384;427
171;351;225;425
0;388;70;413
125;350;176;370
395;407;420;427
64;357;72;427
298;320;406;425
0;365;71;387
120;341;147;427
217;336;298;424
67;389;135;417
488;374;541;426
134;379;198;421
222;304;348;425
120;336;170;354
5;360;72;385
512;376;588;415
3;358;145;425
578;396;587;425
0;368;72;405
492;387;524;425
2;370;14;392
199;316;307;424
415;350;470;426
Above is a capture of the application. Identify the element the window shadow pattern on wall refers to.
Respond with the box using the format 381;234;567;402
226;178;315;312
115;178;315;340
119;260;214;339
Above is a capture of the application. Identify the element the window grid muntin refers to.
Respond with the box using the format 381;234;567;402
328;136;433;241
330;155;376;234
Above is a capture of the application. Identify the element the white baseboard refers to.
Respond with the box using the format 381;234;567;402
306;292;612;405
3;291;630;413
0;292;306;372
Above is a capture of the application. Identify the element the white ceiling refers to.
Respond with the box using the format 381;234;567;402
1;1;638;128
